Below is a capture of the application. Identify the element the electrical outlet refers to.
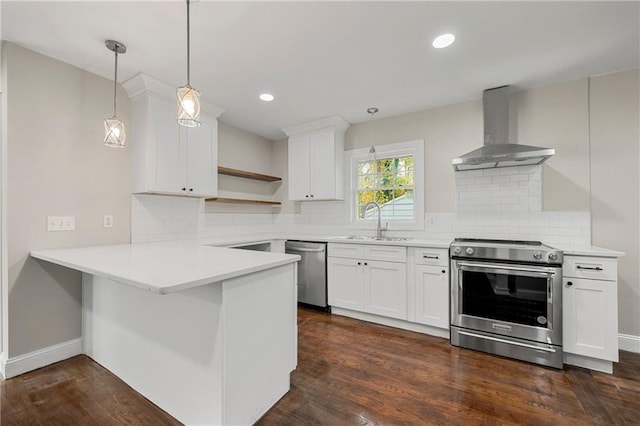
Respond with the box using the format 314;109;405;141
47;216;75;232
103;215;113;228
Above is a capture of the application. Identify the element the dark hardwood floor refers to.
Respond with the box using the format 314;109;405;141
2;307;639;425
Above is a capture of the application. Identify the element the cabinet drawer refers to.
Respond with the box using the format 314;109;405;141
328;243;364;259
414;248;449;266
363;245;406;263
563;256;617;282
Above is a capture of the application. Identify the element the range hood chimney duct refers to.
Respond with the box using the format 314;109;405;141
452;85;555;171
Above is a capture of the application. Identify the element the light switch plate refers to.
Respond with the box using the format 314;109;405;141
103;215;113;228
47;216;75;231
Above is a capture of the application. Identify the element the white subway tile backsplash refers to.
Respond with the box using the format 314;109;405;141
131;173;590;248
456;166;542;214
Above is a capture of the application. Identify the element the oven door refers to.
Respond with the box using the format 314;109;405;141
451;259;562;345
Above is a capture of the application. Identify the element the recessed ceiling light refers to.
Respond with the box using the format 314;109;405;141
432;33;455;49
259;93;274;102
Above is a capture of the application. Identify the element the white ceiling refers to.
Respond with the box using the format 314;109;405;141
2;1;639;140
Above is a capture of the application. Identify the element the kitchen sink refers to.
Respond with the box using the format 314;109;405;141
333;235;412;242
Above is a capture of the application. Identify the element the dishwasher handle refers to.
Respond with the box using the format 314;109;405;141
286;246;325;253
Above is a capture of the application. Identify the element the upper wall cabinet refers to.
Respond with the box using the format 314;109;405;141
123;73;225;198
283;116;350;201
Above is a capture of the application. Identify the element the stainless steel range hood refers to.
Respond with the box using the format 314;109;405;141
452;86;555;171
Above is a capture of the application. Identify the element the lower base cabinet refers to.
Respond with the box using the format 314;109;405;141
562;255;619;365
328;244;407;320
414;264;450;329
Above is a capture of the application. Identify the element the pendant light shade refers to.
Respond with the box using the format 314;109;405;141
178;0;201;127
177;84;201;127
104;40;127;148
104;117;126;147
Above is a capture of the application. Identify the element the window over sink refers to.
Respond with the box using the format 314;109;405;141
346;139;424;230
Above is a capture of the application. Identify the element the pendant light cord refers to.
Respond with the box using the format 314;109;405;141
186;0;191;85
113;45;118;117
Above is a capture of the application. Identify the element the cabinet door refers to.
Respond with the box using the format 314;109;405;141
151;97;182;193
185;117;217;197
287;134;311;200
563;277;618;361
328;257;363;311
364;260;407;320
415;265;449;329
309;129;336;200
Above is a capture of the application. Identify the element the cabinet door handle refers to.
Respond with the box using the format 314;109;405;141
181;188;186;191
189;188;193;192
357;262;361;265
442;269;446;274
364;262;368;266
576;265;603;271
310;194;314;198
423;254;439;259
567;281;573;286
305;195;309;198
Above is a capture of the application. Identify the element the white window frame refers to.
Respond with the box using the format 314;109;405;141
345;139;424;231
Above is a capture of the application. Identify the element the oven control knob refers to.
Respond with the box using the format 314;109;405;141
453;247;462;255
465;247;474;255
533;251;542;260
548;252;558;262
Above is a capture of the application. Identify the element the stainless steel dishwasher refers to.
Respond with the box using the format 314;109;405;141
285;240;328;309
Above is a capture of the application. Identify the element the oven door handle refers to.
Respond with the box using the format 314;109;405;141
456;261;557;276
458;330;557;353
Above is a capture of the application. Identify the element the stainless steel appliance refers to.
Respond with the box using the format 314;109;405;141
450;238;564;368
452;86;555;171
285;241;328;309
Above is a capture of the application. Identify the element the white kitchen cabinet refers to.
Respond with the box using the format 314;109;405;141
123;73;225;198
328;243;407;320
414;265;449;329
411;247;450;329
327;257;363;311
563;255;619;363
283;116;350;201
365;260;407;319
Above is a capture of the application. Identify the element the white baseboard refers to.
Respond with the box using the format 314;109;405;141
0;338;82;379
564;353;613;374
331;307;450;339
619;333;640;353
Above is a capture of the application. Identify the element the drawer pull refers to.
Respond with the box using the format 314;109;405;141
576;265;603;271
423;254;439;259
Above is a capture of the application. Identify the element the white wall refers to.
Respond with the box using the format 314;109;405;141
208;122;281;213
278;72;640;337
4;43;131;357
589;68;639;338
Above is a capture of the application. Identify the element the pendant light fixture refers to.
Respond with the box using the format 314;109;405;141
177;0;201;127
104;40;127;148
367;107;378;162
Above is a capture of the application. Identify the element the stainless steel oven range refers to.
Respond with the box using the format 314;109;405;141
450;238;564;368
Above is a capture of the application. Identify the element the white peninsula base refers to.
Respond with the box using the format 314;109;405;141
82;263;297;425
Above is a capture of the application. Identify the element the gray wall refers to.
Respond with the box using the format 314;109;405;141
4;43;131;357
275;71;640;337
589;69;639;338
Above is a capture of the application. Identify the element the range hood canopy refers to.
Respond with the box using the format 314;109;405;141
452;85;555;171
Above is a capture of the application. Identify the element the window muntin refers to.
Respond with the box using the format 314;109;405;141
355;155;415;221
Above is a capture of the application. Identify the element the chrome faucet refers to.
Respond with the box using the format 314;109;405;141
363;202;388;239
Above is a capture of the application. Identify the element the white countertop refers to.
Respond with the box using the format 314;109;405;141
208;234;623;256
31;234;624;295
559;245;625;258
31;240;300;294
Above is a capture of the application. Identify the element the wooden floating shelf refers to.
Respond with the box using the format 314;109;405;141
218;166;282;182
205;197;281;206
